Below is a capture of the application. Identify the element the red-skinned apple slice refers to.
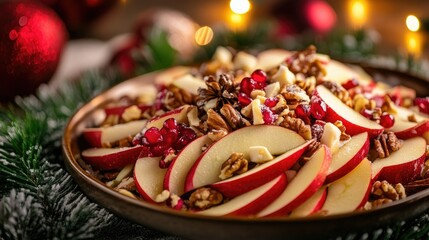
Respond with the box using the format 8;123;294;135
289;187;327;218
315;85;384;137
82;145;143;170
164;135;212;196
198;174;287;216
83;120;147;147
104;104;150;116
372;137;426;184
146;105;191;129
185;125;306;192
257;145;332;217
321;158;372;215
325;132;369;183
389;118;429;142
134;157;167;202
210;140;313;198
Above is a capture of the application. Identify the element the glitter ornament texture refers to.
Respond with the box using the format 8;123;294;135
0;0;67;102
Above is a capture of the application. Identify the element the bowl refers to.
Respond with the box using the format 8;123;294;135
62;66;429;240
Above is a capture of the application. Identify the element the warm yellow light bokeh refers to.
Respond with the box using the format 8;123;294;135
349;0;367;28
406;15;420;32
194;26;214;46
230;0;251;15
405;32;422;56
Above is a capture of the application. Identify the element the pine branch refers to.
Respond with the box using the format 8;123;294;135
0;70;120;239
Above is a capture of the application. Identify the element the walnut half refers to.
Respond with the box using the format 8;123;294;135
188;187;223;210
219;152;249;180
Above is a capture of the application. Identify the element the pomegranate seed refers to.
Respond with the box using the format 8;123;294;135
415;97;429;114
310;97;327;120
174;127;197;149
380;112;395;128
240;77;257;96
264;97;279;108
360;109;373;119
251;69;267;83
295;104;311;124
261;106;277;124
341;78;359;90
238;92;252;107
163;118;178;130
143;127;163;146
161;128;178;146
151;144;168;156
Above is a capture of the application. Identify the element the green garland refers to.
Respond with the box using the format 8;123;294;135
1;24;429;240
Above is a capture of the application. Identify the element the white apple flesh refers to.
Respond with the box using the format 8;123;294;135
198;174;288;216
81;145;143;170
164;136;212;196
257;145;332;217
326;132;370;183
184;125;306;192
315;85;384;137
289;187;327;218
210;140;314;198
321;158;372;215
134;157;167;202
372;137;426;184
83;120;147;148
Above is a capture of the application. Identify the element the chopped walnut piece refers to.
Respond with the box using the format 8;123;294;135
369;198;393;209
101;114;120;127
371;180;406;201
282;84;310;106
189;187;223;210
333;120;351;141
381;95;398;115
219;104;247;130
206;109;231;132
285;45;327;82
302;140;320;162
373;132;402;159
322;81;353;107
408;114;418;123
281;116;312;140
219;152;249;180
163;85;195;110
295;76;316;96
122;105;142;122
353;94;376;113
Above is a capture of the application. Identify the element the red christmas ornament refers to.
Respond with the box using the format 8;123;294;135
272;0;336;36
0;0;67;101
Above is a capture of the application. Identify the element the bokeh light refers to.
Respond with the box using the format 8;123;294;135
406;15;420;32
230;0;251;15
195;26;213;46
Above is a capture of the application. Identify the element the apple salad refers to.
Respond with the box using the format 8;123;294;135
80;45;429;218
